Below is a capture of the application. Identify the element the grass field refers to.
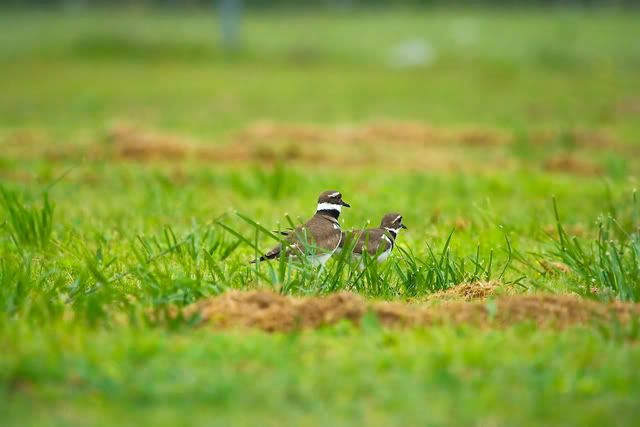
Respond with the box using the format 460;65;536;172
1;7;640;426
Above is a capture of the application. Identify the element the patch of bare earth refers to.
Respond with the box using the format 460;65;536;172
612;97;640;118
105;122;632;175
102;122;511;172
544;154;603;176
234;120;512;147
3;122;629;177
528;127;620;150
180;285;640;333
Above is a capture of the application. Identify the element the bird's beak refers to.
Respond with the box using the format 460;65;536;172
341;200;351;208
401;224;408;229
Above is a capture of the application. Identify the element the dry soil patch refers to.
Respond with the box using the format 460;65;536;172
181;286;640;333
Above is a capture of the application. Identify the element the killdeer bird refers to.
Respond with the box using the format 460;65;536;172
252;190;350;267
340;212;407;265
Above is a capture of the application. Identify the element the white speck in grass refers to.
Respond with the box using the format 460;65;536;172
387;39;435;69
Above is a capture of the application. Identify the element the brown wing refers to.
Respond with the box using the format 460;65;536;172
351;228;392;256
303;215;342;253
255;215;339;262
339;230;353;248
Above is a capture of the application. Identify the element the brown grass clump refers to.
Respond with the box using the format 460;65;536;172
9;122;629;177
544;154;603;176
568;129;617;148
180;288;640;333
107;123;201;161
613;97;640;117
235;121;327;145
432;294;640;329
426;281;501;302
183;291;368;332
235;120;512;147
0;170;33;183
101;123;507;173
1;128;48;147
454;217;471;231
528;128;619;149
230;121;521;173
105;123;329;165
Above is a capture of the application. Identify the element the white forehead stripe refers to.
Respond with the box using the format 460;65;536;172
394;215;402;223
328;192;340;198
317;202;341;212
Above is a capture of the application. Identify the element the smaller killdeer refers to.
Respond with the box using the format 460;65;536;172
340;212;407;265
252;190;350;267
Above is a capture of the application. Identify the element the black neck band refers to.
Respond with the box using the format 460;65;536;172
317;209;340;220
386;229;398;239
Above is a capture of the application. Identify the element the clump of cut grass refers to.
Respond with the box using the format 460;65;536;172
548;192;640;301
0;186;54;251
173;289;640;333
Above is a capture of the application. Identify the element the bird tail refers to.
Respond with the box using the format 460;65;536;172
248;248;281;264
248;254;266;264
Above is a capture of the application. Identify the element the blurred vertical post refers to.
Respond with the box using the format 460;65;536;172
218;0;242;51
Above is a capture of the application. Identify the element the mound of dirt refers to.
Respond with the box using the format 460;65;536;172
4;123;624;179
101;123;508;172
544;154;603;176
105;123;328;165
107;123;206;161
528;128;620;149
183;291;369;332
433;294;639;329
180;287;640;333
235;120;512;147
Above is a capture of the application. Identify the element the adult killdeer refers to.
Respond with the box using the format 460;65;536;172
252;190;350;267
340;212;407;265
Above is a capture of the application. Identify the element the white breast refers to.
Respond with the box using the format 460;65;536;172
310;223;341;267
310;252;333;267
376;248;392;263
